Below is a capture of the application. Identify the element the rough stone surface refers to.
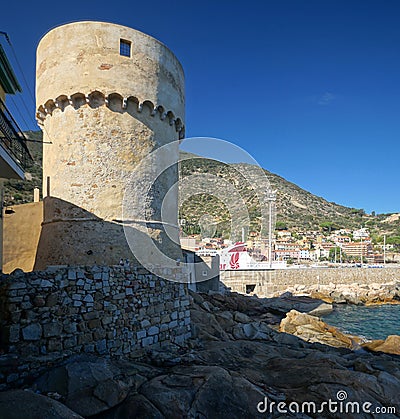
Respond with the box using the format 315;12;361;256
22;324;42;341
95;393;164;419
0;265;191;386
35;357;130;417
34;21;185;269
1;290;400;418
221;267;400;303
279;309;362;349
363;335;400;355
0;389;83;418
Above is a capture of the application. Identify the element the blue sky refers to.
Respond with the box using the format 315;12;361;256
1;0;399;214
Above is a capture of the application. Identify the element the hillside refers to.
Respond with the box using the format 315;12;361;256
178;155;400;241
4;131;400;242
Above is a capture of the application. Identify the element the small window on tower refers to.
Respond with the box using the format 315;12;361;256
120;39;131;57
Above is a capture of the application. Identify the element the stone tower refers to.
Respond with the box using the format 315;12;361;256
34;21;185;269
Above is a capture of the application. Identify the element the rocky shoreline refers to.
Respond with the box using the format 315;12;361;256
1;289;400;418
270;280;400;306
280;308;400;355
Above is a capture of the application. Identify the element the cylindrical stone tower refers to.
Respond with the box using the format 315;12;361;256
34;21;185;269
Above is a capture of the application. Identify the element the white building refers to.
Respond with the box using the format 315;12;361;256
353;228;369;240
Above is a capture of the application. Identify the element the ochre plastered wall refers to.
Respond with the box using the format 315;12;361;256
3;202;43;273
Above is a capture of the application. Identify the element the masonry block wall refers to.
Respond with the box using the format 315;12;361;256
0;266;191;363
221;267;400;297
34;21;185;269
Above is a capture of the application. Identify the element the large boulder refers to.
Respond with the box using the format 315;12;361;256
34;356;131;417
0;389;83;419
193;339;400;416
279;310;361;349
200;291;333;318
363;335;400;355
139;365;269;419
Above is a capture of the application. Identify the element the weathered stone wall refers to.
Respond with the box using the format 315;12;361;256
0;265;191;387
35;21;185;115
34;21;185;269
221;267;400;296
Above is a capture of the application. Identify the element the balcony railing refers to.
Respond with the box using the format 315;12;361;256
0;97;32;171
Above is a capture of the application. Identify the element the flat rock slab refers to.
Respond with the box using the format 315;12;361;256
265;295;333;316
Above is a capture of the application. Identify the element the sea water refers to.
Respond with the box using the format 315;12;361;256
322;304;400;340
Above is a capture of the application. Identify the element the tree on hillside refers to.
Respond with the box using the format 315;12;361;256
371;234;383;244
275;221;287;230
386;236;400;248
320;221;340;234
350;208;366;216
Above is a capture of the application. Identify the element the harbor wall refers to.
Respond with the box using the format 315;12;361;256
221;267;400;297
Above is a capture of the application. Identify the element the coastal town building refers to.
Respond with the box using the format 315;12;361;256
275;242;298;251
313;243;335;260
182;224;394;265
353;227;370;240
276;230;292;239
342;241;374;260
337;228;352;235
299;249;311;260
274;249;299;261
330;235;351;244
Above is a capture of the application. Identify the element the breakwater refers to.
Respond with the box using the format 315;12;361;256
221;267;400;297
